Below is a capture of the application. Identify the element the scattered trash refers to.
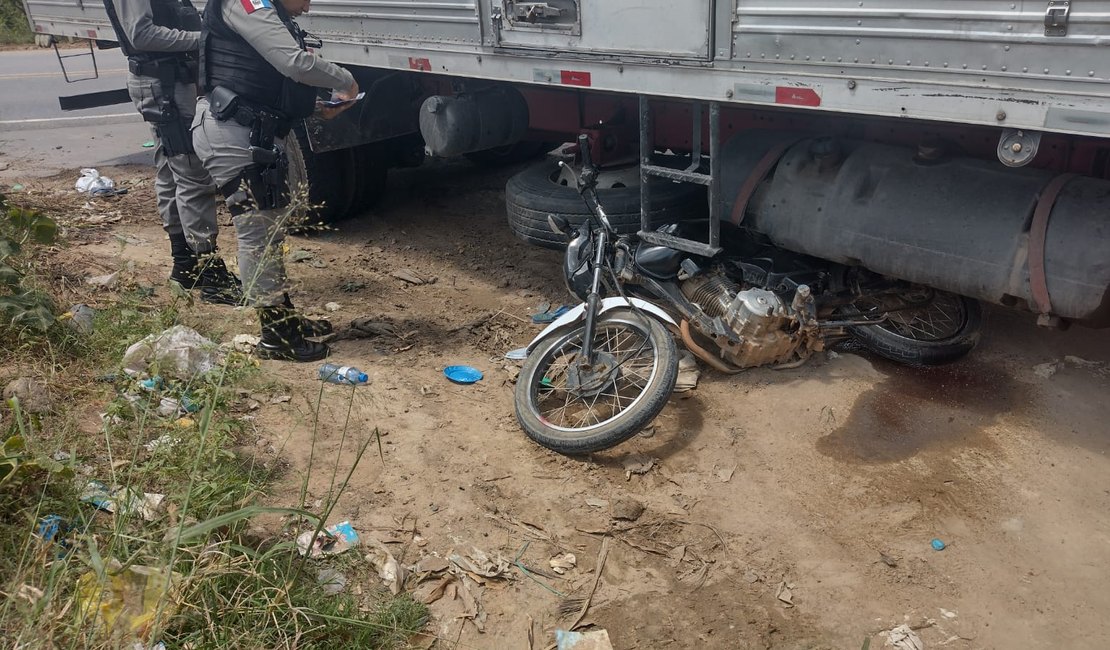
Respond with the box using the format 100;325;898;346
549;553;577;575
879;551;899;568
775;580;795;606
122;325;224;380
531;303;571;324
716;466;735;482
939;608;957;619
143;434;177;452
36;514;67;544
4;377;52;414
364;537;407;594
444;365;483;384
673;351;700;392
1032;361;1061;379
269;395;292;404
391;268;436;285
611;498;645;522
76;561;180;642
296;520;360;558
155;395;197;418
80;481;165;521
413;555;450;574
621;454;657;480
319;363;369;385
931;538;947;551
227;333;260;354
86;272;120;288
449;545;511;580
63;304;96;334
75;168;115;195
885;624;924;650
315;568;347;595
584;497;609;509
10;183;24;191
556;629;614;650
52;450;71;462
324;301;341;312
141;140;155;148
505;347;528;361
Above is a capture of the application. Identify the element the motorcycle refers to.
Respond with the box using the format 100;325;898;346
514;136;982;454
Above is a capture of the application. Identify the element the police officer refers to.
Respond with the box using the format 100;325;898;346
192;0;359;362
102;0;243;305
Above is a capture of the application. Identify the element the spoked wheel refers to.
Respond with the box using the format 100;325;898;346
514;310;679;454
847;287;982;365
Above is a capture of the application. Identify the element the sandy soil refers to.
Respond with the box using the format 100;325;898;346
8;160;1110;649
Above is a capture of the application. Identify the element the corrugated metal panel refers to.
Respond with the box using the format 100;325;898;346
733;1;1110;88
302;0;481;44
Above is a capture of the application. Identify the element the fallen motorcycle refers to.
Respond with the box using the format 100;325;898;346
514;139;982;455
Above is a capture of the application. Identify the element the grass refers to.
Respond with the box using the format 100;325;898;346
0;197;427;647
0;0;32;45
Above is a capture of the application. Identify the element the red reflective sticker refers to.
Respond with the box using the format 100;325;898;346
86;29;97;39
560;70;592;87
775;86;821;107
408;57;431;71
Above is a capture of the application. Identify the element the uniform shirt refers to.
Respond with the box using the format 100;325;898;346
223;0;354;92
109;0;199;53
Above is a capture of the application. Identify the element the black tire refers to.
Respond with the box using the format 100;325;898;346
848;291;982;366
286;125;356;229
514;310;679;454
465;141;556;167
506;158;706;249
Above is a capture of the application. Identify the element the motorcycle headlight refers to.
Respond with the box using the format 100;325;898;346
563;228;593;302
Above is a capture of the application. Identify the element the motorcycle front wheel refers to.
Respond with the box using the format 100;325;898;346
514;309;679;454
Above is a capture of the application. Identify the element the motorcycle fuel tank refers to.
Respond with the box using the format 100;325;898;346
634;243;684;279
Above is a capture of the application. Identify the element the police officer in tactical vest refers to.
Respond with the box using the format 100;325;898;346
193;0;359;362
102;0;243;305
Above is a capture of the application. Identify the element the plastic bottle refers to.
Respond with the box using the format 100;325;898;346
318;363;369;385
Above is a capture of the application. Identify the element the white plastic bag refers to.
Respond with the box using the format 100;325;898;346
75;168;115;195
122;325;224;380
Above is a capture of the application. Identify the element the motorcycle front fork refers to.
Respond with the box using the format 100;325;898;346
579;228;609;365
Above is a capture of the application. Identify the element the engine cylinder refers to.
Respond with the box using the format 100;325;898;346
680;274;739;318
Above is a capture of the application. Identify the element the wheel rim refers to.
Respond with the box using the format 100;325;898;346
855;289;968;342
528;317;660;434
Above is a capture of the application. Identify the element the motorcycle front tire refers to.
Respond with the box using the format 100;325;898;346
514;310;679;455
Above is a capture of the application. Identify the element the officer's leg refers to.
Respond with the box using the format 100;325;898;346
192;103;328;362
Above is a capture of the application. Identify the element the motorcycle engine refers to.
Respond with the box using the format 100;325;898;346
680;273;809;368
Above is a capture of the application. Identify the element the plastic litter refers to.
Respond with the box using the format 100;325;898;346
549;553;577;575
75;168;115;195
444;365;483;384
80;480;165;521
531;303;571;324
141;140;155;148
318;363;369;385
364;537;407;594
885;624;925;650
76;560;179;643
505;347;528;360
296;520;360;557
556;629;615;650
10;184;23;191
931;538;947;551
122;325;224;380
36;514;67;544
63;304;96;334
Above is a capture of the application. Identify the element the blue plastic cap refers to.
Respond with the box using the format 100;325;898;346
357;373;368;383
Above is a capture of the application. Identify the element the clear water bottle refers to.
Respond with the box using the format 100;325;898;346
318;363;369;385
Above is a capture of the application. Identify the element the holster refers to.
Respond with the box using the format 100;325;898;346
135;60;194;157
217;109;290;216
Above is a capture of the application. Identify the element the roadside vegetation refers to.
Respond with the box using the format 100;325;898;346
0;0;32;46
0;192;426;648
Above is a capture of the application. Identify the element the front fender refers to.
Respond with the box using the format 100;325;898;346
525;297;677;354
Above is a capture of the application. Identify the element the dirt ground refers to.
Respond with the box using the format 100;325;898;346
6;159;1110;649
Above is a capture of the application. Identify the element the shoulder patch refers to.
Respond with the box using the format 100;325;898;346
240;0;272;13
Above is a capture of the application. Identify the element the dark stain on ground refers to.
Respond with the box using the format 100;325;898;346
817;359;1025;463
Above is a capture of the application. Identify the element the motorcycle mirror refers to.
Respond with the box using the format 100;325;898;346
547;214;571;235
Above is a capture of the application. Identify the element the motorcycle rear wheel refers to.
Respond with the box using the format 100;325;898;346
848;289;982;366
515;310;679;454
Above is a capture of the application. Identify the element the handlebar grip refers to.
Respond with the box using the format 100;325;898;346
577;133;593;169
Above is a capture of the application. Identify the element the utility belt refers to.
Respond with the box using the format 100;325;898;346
210;86;293;216
131;56;198;158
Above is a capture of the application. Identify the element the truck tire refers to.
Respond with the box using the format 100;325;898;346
286;125;356;230
506;159;705;249
349;142;388;214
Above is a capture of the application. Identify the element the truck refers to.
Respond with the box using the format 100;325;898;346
21;0;1110;333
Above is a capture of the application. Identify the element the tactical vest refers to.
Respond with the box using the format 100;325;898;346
200;0;317;120
102;0;201;62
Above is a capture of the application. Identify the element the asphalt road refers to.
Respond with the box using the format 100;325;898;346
0;47;152;179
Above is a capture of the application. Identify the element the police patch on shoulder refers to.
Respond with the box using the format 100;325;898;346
240;0;272;13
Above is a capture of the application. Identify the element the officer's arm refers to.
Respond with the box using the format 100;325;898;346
225;2;354;92
113;0;199;53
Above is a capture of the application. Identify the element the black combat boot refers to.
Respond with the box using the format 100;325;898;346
256;306;330;362
194;253;244;306
282;293;333;337
168;231;199;289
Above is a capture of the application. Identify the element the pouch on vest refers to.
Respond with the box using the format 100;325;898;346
209;85;241;121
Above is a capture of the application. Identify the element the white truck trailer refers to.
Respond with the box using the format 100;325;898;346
22;0;1110;328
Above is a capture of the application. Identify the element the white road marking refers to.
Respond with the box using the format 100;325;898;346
0;112;135;125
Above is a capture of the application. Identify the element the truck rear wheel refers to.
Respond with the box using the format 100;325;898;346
286;125;356;230
505;158;706;249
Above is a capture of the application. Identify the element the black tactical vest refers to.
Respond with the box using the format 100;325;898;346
102;0;201;62
200;0;317;120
